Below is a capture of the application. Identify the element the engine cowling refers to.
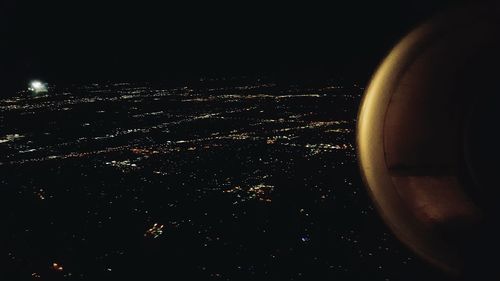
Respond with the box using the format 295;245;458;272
357;2;500;278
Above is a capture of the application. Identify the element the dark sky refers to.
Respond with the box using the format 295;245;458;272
1;0;463;93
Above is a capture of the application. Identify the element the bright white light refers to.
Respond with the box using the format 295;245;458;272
31;81;43;89
29;80;48;93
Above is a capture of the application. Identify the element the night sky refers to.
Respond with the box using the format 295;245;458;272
1;0;463;95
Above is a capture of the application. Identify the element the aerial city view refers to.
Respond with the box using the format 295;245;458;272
1;79;443;280
4;1;481;280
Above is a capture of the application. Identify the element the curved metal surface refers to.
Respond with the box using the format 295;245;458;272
357;2;500;276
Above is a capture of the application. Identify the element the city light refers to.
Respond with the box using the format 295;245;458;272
1;80;365;279
28;80;48;93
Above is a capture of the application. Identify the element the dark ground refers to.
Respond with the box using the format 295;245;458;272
0;79;448;280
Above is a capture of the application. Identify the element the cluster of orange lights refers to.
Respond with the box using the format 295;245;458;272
130;148;159;155
52;262;64;271
144;223;164;239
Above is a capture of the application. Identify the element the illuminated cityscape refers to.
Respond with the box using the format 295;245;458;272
1;79;440;280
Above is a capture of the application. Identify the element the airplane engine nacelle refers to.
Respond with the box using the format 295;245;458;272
357;2;500;277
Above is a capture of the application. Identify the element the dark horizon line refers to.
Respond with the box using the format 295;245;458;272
3;71;371;97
